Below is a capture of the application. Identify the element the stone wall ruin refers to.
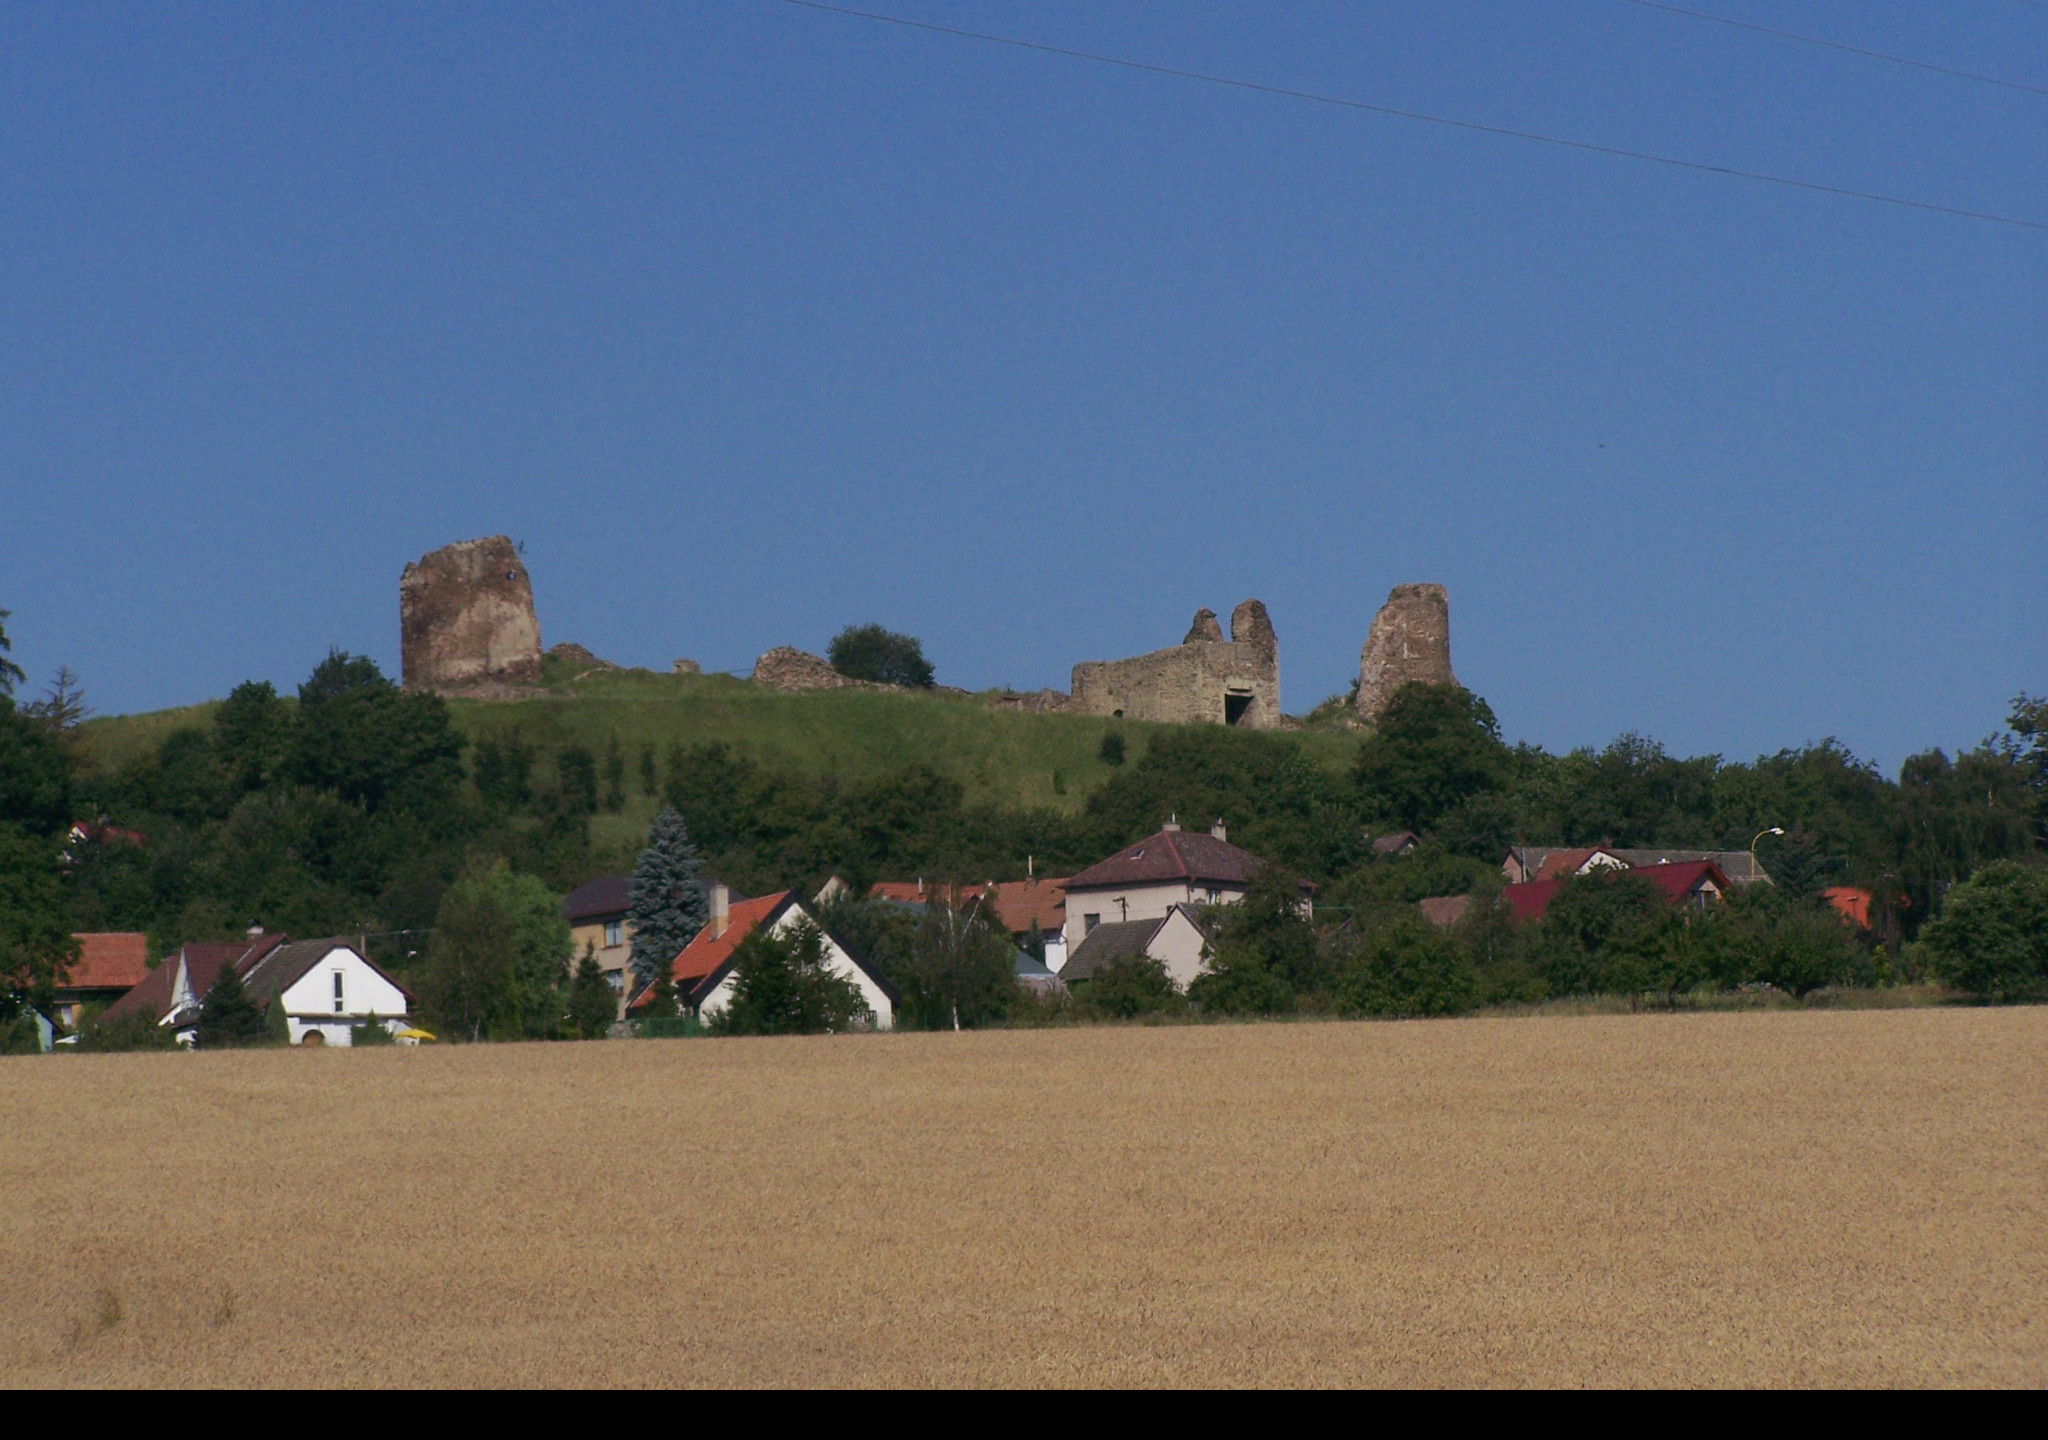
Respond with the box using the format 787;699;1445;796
399;535;543;693
1355;583;1455;722
1068;599;1280;729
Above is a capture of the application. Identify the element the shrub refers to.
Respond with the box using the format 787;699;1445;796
566;945;616;1039
1337;918;1478;1018
1098;732;1125;766
351;1013;396;1046
1922;860;2048;1000
827;624;935;688
1077;953;1183;1020
1188;866;1324;1016
78;1008;178;1053
195;961;270;1049
709;920;872;1036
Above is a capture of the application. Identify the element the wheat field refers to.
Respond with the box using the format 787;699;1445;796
5;1008;2044;1387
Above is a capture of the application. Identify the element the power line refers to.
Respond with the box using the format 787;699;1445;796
1614;0;2048;98
772;0;2048;234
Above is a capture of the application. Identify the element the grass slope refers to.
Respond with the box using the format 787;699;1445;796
75;658;1361;853
8;1007;2044;1386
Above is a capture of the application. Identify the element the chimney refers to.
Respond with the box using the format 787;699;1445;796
710;883;730;939
1163;814;1181;832
1211;820;1227;842
246;925;264;939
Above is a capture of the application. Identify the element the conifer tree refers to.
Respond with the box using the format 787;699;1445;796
567;942;616;1038
627;807;707;994
196;961;269;1048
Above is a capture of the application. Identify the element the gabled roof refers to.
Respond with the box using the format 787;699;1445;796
1059;917;1169;983
62;933;150;992
239;939;414;1012
632;890;902;1012
629;892;792;1010
100;934;289;1024
563;874;631;922
1507;846;1771;885
981;877;1069;933
1503;861;1732;923
1067;827;1270;891
1372;832;1420;856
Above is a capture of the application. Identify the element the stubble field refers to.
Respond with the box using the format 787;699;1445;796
5;1007;2044;1387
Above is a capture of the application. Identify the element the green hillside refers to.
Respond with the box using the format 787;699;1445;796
75;657;1359;855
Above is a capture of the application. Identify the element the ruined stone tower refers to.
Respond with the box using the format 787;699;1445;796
1356;583;1455;722
400;536;543;692
1070;599;1280;729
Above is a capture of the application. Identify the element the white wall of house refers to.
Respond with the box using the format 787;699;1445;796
1043;930;1069;975
280;946;409;1047
1062;881;1245;954
1147;907;1212;991
695;906;894;1031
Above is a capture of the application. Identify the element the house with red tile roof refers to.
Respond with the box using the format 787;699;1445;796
53;932;151;1029
1501;860;1733;924
633;889;897;1029
1060;819;1304;957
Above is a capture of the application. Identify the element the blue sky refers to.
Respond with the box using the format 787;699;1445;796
3;1;2042;769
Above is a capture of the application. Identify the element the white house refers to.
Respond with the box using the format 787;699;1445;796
1059;904;1212;991
241;939;412;1046
1061;820;1305;956
641;888;898;1031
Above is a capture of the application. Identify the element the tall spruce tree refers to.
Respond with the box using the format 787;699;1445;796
628;807;707;994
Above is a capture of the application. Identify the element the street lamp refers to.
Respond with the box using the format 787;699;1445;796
1750;827;1785;881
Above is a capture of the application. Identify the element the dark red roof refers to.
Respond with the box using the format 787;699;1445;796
1503;861;1731;923
100;934;288;1023
1068;828;1270;890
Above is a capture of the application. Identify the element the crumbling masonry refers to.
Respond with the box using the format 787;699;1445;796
1069;600;1280;729
400;536;543;693
1355;583;1455;722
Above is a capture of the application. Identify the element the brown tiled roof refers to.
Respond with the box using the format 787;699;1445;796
62;933;150;992
1417;895;1473;928
100;934;288;1023
1068;828;1269;891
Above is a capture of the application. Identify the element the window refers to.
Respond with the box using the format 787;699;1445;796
604;920;623;948
331;971;345;1014
1083;913;1100;934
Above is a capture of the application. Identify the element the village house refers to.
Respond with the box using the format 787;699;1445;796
564;873;634;1006
100;932;290;1042
855;874;1071;972
53;932;151;1029
1059;905;1211;990
636;886;898;1029
237;938;412;1046
1501;860;1733;923
1060;819;1298;958
1502;845;1771;886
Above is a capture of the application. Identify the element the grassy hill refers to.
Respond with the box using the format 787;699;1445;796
75;656;1360;855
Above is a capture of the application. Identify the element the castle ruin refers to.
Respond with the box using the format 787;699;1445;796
1069;599;1280;729
1355;583;1455;722
400;536;543;692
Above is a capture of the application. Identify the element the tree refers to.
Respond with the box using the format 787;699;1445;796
213;680;289;792
1922;860;2048;1000
1188;867;1322;1015
0;607;23;696
23;665;90;736
602;733;626;812
628;807;708;993
638;743;658;799
828;624;935;688
1336;917;1477;1018
0;696;72;837
419;863;567;1038
567;943;616;1038
195;960;269;1048
1533;868;1687;999
1354;683;1511;834
419;874;515;1041
287;650;464;814
1098;731;1126;766
709;919;871;1035
0;828;74;1021
900;896;1017;1029
1076;952;1182;1019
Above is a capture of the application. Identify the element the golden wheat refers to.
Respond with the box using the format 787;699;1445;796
4;1008;2043;1386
